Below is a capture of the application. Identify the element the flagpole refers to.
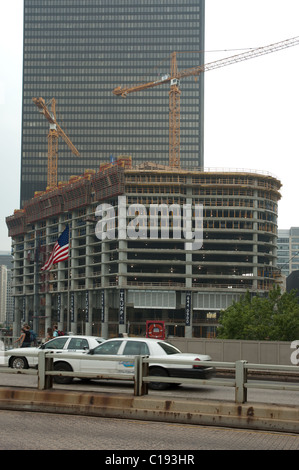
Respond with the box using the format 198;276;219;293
67;224;71;334
33;233;40;336
40;225;70;332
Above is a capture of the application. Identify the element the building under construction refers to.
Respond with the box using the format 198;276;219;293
6;157;282;338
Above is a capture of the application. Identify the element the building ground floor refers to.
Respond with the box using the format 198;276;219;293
13;287;248;340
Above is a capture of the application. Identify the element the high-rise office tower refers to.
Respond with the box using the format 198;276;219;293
277;228;299;276
21;0;205;205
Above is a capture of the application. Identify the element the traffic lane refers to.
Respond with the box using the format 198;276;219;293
62;377;299;406
1;409;299;450
0;369;298;406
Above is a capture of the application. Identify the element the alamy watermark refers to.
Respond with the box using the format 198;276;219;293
95;196;203;250
290;340;299;365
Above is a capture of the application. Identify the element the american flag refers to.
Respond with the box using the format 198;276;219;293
41;226;69;271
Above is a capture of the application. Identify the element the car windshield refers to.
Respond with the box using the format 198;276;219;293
158;342;181;355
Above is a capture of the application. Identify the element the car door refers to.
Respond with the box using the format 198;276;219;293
117;340;150;374
80;340;123;375
33;337;69;366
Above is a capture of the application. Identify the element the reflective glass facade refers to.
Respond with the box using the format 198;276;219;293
21;0;205;205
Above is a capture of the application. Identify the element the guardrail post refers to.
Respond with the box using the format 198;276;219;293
235;360;248;404
38;351;53;390
134;355;149;396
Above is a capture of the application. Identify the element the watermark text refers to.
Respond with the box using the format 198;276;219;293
95;196;203;250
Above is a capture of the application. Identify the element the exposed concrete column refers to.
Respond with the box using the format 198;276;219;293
27;296;34;327
43;220;52;335
253;184;259;290
33;223;41;336
85;218;93;334
118;196;127;336
13;296;22;337
57;218;65;292
85;210;94;290
70;292;77;334
45;292;52;334
185;176;193;338
101;240;110;336
101;289;109;339
85;290;92;336
185;253;193;339
57;217;66;332
23;232;31;327
118;240;127;336
70;212;78;334
272;235;278;267
59;293;68;333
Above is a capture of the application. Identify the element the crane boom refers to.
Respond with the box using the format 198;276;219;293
113;76;171;98
33;97;80;189
177;36;299;79
112;36;299;168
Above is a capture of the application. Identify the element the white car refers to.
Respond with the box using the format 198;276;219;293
42;337;215;389
6;335;106;370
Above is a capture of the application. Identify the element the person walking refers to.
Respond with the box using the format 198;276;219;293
44;327;53;342
14;326;31;348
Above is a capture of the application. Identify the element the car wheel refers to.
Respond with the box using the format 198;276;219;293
149;367;169;390
53;362;73;384
10;356;29;369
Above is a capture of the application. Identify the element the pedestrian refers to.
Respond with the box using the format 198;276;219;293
22;325;32;347
45;327;53;342
29;327;38;346
53;325;58;337
14;326;31;348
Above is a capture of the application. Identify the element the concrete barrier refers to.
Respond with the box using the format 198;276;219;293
0;387;298;434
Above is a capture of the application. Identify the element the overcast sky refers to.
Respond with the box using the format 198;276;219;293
0;0;299;251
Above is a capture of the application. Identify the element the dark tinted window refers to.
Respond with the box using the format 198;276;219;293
92;340;122;355
123;341;150;355
68;338;89;350
158;342;180;355
43;337;68;349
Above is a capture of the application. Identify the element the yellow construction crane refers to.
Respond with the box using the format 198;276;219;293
113;36;299;169
32;97;80;189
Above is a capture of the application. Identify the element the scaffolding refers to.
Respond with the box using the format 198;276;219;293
23;188;64;223
6;210;26;237
61;177;92;211
91;164;125;202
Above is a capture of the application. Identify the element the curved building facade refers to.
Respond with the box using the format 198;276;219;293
7;159;281;338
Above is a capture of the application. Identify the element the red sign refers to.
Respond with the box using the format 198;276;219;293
146;321;165;339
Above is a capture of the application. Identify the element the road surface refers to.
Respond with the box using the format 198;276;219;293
0;409;299;450
0;370;298;406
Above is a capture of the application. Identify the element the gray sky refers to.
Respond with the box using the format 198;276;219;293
1;0;299;251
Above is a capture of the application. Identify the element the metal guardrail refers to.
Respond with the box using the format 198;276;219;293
1;350;299;403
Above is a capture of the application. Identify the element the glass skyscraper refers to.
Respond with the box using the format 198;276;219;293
21;0;205;205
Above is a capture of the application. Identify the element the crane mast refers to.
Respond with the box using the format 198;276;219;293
33;97;80;189
113;36;299;168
